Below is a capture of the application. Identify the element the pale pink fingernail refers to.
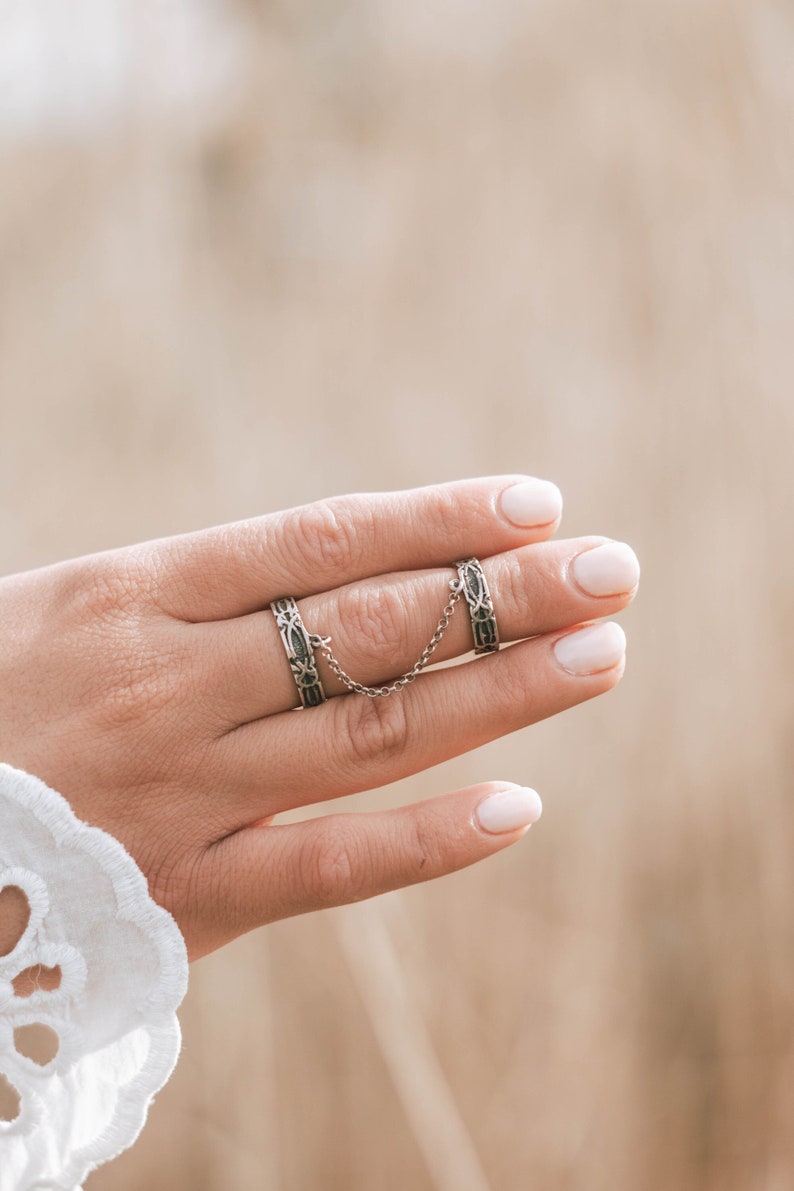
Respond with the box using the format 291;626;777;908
475;786;543;834
571;542;640;597
500;479;563;528
553;622;626;675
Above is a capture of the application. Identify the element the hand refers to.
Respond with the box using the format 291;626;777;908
0;476;638;959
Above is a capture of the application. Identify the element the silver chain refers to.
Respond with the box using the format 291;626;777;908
308;575;465;698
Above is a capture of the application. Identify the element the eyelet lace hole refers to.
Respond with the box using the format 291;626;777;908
0;886;30;957
12;964;63;998
14;1023;60;1066
0;1072;21;1122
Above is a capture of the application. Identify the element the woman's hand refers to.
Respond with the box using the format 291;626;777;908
0;476;638;959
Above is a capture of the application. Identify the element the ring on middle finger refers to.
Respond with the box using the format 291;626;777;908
456;557;500;654
271;596;327;708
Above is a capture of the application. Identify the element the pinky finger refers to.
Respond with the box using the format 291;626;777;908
197;782;542;957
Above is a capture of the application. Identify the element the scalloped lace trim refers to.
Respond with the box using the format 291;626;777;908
0;763;188;1191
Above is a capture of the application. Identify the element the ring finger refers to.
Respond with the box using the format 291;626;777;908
211;616;628;826
198;536;640;727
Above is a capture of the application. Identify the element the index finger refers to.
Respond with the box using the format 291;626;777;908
139;475;563;622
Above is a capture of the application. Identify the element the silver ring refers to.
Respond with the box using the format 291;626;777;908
271;597;327;708
456;558;500;654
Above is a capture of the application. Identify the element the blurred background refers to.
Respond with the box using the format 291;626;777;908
1;1;793;1187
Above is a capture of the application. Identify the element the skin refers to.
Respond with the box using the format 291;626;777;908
0;475;638;961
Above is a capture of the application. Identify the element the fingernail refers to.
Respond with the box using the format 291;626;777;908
476;786;543;834
553;622;626;675
571;542;640;597
500;479;563;528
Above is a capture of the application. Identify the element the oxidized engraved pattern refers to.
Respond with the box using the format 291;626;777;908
271;597;327;707
456;558;500;654
271;557;496;705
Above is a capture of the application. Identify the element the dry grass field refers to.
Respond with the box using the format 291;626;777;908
1;1;793;1188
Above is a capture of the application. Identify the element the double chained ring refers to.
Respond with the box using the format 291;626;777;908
271;556;500;706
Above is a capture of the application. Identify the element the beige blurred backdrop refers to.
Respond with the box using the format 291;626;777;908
2;1;793;1188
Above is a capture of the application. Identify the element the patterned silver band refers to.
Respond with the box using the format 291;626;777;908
456;557;500;654
270;597;327;708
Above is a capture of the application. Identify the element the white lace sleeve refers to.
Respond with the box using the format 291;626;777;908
0;763;188;1191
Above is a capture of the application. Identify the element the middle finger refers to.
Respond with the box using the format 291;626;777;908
197;536;639;728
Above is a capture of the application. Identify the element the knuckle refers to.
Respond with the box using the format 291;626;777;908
432;484;467;537
33;558;185;728
491;552;526;629
92;633;187;729
488;648;536;720
301;827;368;906
52;554;157;645
148;844;209;925
335;580;406;665
336;692;412;771
285;499;366;582
76;555;152;621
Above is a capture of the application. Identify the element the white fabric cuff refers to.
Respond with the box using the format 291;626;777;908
0;763;188;1191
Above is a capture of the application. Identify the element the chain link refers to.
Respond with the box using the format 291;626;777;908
308;575;465;698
